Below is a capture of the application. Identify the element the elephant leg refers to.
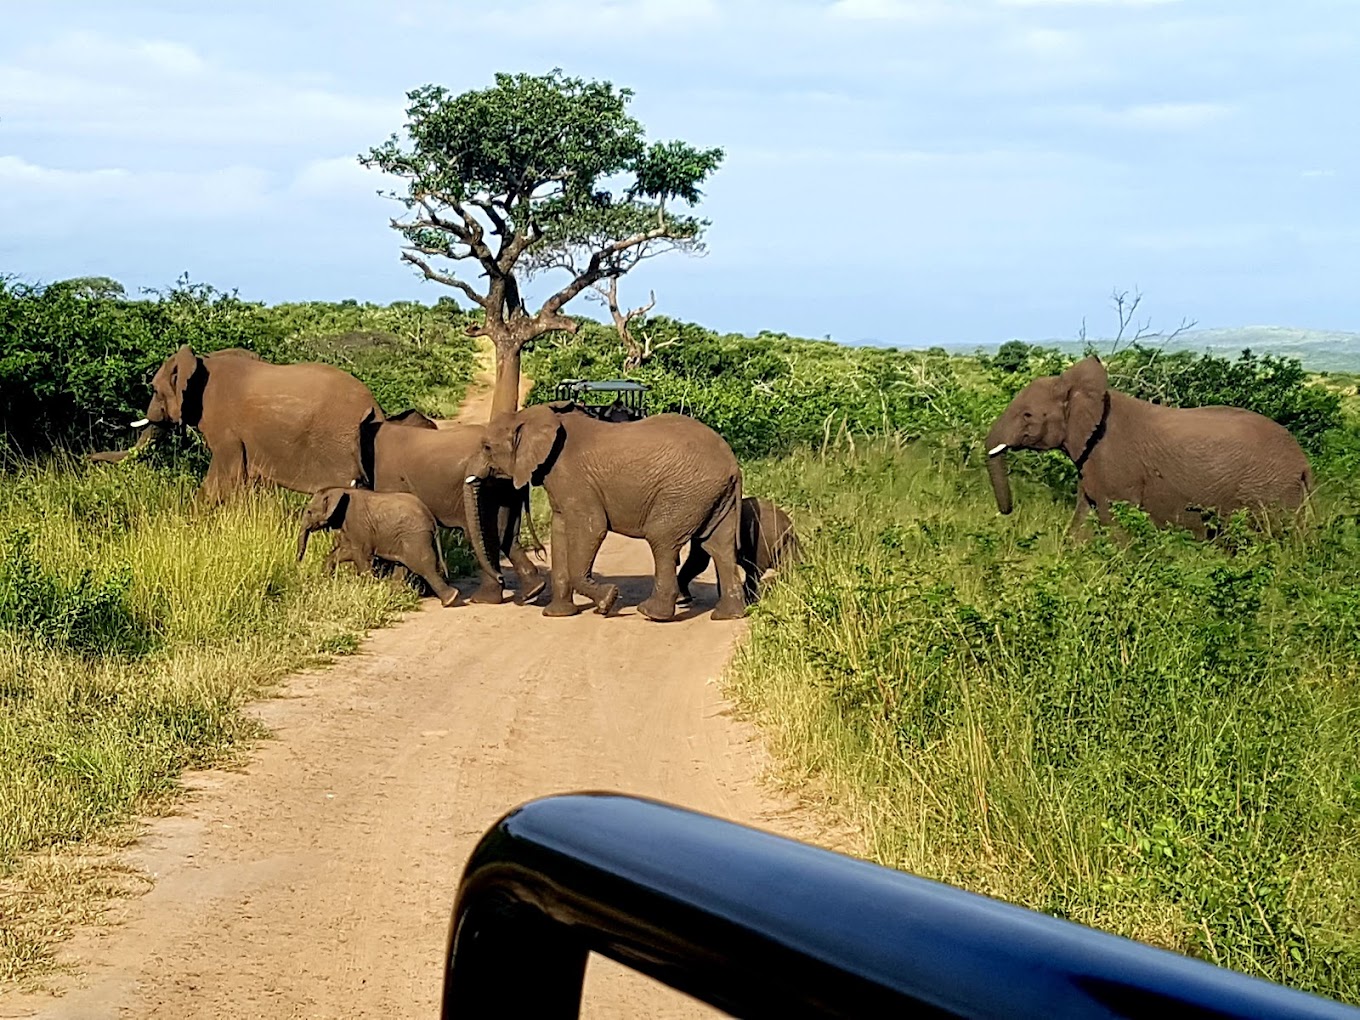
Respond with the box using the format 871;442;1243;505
639;536;683;622
703;505;746;621
505;540;546;604
198;440;246;505
737;551;761;605
567;514;618;617
323;538;341;577
1067;484;1098;542
403;540;460;608
676;542;709;606
543;511;581;617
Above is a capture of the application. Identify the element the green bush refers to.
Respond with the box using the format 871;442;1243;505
0;277;480;457
1107;345;1343;457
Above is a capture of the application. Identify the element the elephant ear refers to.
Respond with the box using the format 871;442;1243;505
323;488;351;527
511;412;563;491
161;345;202;424
1062;356;1109;458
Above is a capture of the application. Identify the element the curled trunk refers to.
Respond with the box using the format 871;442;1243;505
984;421;1013;515
462;477;503;584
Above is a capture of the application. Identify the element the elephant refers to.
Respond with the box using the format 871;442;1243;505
297;487;459;607
358;410;545;605
465;403;746;621
984;356;1313;538
91;345;384;501
677;497;801;606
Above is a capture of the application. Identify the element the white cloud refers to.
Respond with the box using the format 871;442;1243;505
291;156;382;200
1039;100;1234;130
0;33;400;146
827;0;967;22
447;0;719;36
0;156;273;222
999;0;1180;6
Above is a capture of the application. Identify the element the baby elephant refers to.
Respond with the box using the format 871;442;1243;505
297;487;460;607
677;497;801;606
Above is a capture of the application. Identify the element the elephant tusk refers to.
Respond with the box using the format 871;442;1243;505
988;443;1008;456
130;418;150;428
465;475;478;485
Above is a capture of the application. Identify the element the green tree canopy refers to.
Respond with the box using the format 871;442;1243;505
360;69;723;415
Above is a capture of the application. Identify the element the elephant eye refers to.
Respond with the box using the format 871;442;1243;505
1022;411;1033;419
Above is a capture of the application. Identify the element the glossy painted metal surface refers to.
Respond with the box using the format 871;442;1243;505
442;793;1360;1019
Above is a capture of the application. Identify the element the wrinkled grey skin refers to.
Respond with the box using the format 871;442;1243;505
359;410;544;606
984;356;1314;538
466;404;745;621
91;346;383;502
677;496;801;606
297;487;459;607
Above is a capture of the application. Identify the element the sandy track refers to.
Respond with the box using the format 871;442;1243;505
3;535;824;1019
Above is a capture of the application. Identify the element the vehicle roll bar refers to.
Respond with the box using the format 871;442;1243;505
442;793;1358;1019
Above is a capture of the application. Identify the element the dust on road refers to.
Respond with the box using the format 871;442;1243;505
2;534;832;1019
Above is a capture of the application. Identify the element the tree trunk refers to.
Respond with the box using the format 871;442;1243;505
490;340;523;419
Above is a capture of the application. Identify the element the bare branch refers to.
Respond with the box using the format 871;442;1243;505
399;251;490;309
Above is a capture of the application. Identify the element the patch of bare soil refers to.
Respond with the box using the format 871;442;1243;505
0;535;843;1019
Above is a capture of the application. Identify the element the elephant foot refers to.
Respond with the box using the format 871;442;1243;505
439;590;461;608
543;599;582;618
468;579;505;605
637;594;677;622
711;596;746;621
594;585;620;617
513;571;547;605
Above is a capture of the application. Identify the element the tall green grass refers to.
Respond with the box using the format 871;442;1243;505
730;440;1360;1003
0;457;419;980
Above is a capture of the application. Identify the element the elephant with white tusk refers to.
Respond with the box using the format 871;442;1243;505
984;356;1313;538
89;346;384;502
358;410;545;606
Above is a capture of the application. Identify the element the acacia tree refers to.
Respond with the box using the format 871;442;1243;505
361;70;723;416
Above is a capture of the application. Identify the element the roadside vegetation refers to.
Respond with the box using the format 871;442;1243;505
3;266;1359;1003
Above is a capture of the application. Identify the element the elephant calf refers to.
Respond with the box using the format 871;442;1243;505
677;497;801;606
297;488;459;607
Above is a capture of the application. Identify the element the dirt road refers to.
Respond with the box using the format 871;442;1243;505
2;536;824;1019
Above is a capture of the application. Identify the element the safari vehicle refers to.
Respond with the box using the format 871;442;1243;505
552;378;648;420
441;794;1359;1018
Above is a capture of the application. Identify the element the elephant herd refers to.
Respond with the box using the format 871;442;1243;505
93;346;1314;621
92;345;802;619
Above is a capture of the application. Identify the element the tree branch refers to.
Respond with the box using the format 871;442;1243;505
399;251;490;309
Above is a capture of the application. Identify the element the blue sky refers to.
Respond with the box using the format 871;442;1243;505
2;0;1357;346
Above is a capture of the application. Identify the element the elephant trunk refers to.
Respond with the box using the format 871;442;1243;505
88;420;166;463
297;525;314;562
462;475;503;584
984;419;1014;515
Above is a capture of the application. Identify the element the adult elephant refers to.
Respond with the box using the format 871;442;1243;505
359;410;545;605
92;345;384;502
984;356;1313;537
465;404;745;621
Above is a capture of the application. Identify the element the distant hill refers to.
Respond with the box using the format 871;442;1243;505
919;327;1360;373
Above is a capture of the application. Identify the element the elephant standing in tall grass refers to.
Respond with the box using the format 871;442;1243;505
91;345;384;502
984;356;1313;538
